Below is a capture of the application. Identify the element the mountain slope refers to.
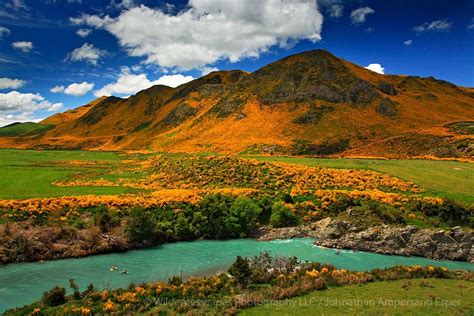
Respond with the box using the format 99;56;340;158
1;50;473;158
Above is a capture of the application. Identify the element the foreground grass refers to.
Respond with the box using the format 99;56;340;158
240;279;474;316
0;149;142;199
247;156;474;203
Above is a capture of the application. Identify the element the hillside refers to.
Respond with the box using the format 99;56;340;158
1;50;473;158
0;122;53;137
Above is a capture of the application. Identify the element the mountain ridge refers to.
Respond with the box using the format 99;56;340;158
1;49;473;158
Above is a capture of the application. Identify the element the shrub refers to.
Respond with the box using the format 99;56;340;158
126;207;157;244
228;256;252;289
257;196;274;224
197;194;234;238
42;286;66;306
228;196;261;236
411;199;473;227
69;278;81;300
270;202;298;227
93;205;119;233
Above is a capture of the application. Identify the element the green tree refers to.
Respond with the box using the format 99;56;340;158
229;196;261;236
126;207;157;244
198;194;234;238
270;202;298;228
175;213;193;240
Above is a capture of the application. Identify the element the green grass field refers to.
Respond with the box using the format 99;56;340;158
240;279;474;316
0;149;142;199
0;149;473;203
0;122;53;137
247;156;474;203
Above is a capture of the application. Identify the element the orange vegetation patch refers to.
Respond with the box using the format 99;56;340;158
0;188;258;216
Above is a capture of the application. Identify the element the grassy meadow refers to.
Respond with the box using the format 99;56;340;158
247;156;474;203
0;149;473;203
241;278;474;316
0;149;143;199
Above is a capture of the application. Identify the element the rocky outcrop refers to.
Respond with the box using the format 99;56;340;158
315;219;473;262
253;225;319;241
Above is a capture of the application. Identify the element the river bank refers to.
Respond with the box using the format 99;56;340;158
1;238;473;313
254;218;474;263
1;217;473;265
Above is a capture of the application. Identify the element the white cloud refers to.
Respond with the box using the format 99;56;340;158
50;81;94;96
0;26;11;38
153;74;195;88
67;43;106;65
0;91;63;126
350;7;374;25
404;39;413;46
93;69;194;97
468;18;474;29
76;28;92;37
12;41;33;52
413;19;451;33
0;77;26;89
328;4;343;18
365;63;385;74
70;13;112;28
200;66;219;76
71;0;324;70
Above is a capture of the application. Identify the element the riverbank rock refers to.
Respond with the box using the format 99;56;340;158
254;225;318;241
316;221;474;262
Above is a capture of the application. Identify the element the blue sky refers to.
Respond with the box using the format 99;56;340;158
0;0;473;126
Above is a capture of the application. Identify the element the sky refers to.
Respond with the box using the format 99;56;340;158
0;0;473;127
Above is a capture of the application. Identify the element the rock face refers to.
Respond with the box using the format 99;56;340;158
315;219;474;262
253;225;319;241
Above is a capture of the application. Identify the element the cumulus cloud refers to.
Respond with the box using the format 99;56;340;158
0;91;63;126
93;69;194;97
328;4;343;18
365;63;384;74
0;26;11;38
350;7;374;25
67;43;106;65
50;81;94;96
404;39;413;46
70;0;324;70
76;28;92;37
200;66;219;76
12;41;33;52
413;19;451;33
0;77;26;89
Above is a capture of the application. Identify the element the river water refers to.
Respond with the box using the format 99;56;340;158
0;238;472;312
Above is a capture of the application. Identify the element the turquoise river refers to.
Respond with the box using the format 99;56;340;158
0;238;473;312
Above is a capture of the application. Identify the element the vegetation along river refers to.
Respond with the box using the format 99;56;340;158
0;238;473;312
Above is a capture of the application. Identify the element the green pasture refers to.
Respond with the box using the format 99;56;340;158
241;278;474;316
247;156;474;203
0;149;142;199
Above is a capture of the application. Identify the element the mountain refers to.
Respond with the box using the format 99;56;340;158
1;50;473;158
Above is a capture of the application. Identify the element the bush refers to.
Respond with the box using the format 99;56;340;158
270;202;298;227
93;205;119;233
42;286;66;306
411;199;473;227
126;207;157;244
197;194;235;238
228;196;261;236
228;256;252;289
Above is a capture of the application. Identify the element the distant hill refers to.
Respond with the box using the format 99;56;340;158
1;50;473;158
0;122;53;137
